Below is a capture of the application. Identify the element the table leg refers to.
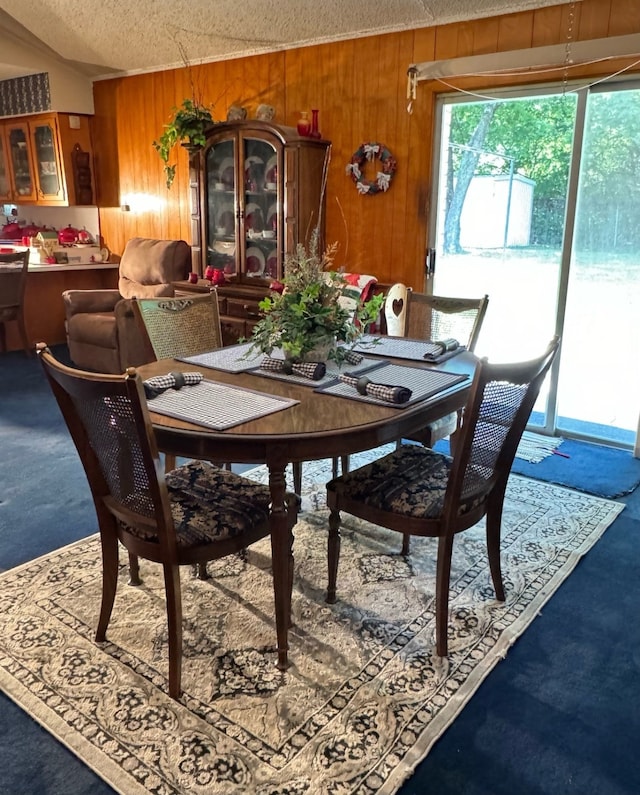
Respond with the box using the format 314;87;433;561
267;458;293;671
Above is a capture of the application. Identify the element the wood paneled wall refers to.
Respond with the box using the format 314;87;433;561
92;0;640;290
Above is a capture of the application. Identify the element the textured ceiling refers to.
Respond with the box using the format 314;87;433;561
0;0;571;82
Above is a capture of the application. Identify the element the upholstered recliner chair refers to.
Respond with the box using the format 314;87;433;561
62;237;191;373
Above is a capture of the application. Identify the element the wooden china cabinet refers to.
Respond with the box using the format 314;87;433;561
186;119;330;344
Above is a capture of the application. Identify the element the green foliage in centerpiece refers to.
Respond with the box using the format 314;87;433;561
248;231;384;365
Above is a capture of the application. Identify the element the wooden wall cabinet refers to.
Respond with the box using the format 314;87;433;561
189;120;330;329
0;112;94;206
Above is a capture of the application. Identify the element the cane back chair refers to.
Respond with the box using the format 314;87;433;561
132;292;224;477
404;292;489;445
38;344;299;699
133;292;223;362
326;336;560;657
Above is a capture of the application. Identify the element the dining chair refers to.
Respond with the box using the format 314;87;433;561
326;336;560;657
383;282;411;336
132;292;230;579
403;291;490;461
133;292;223;362
0;249;30;356
37;343;299;700
343;289;490;519
132;292;224;474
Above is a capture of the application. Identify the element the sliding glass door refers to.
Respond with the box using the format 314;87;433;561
556;85;640;444
429;81;640;449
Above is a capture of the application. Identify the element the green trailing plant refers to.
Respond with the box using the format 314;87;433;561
247;229;384;365
153;98;214;188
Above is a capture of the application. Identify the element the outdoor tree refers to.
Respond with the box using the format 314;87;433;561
445;95;577;250
443;102;497;253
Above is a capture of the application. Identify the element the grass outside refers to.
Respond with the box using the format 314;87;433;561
434;247;640;439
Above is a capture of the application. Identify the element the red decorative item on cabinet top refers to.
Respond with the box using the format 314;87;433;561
297;111;311;137
309;109;321;139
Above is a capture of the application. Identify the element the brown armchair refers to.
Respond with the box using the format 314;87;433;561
62;237;191;373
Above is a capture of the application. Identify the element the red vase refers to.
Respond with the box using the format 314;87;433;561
297;111;311;136
309;109;321;139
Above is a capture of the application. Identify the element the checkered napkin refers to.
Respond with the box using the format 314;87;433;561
143;371;203;399
338;371;413;404
260;357;327;381
423;338;460;362
343;349;364;365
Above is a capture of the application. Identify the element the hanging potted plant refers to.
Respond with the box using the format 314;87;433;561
153;98;214;189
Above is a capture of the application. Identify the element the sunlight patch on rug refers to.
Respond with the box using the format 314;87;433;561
0;462;622;795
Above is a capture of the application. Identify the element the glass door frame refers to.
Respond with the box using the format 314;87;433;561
428;76;639;450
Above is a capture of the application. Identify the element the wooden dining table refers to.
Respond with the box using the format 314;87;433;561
137;347;477;672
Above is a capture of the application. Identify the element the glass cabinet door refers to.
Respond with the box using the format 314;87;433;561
31;118;64;202
7;123;37;202
243;136;279;280
205;136;238;276
0;127;12;201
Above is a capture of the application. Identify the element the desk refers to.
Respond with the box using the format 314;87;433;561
138;351;476;671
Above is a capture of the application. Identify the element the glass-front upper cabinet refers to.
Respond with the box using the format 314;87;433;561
204;133;280;280
7;122;37;202
242;136;279;280
31;117;65;202
192;120;330;284
204;133;240;277
0;126;12;202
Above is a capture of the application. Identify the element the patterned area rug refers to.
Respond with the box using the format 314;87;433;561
0;456;623;795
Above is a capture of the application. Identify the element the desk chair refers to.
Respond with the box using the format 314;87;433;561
38;344;299;699
0;250;30;356
326;336;560;657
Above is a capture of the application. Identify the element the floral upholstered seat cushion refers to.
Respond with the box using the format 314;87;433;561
327;444;485;519
327;444;489;520
125;461;298;548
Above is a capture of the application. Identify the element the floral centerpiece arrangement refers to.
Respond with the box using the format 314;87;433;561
247;230;384;366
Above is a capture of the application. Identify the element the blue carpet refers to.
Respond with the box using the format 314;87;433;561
510;438;640;498
432;437;640;499
1;346;639;795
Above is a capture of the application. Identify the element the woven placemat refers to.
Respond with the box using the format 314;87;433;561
353;334;466;363
178;343;271;373
315;363;468;407
147;379;298;430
